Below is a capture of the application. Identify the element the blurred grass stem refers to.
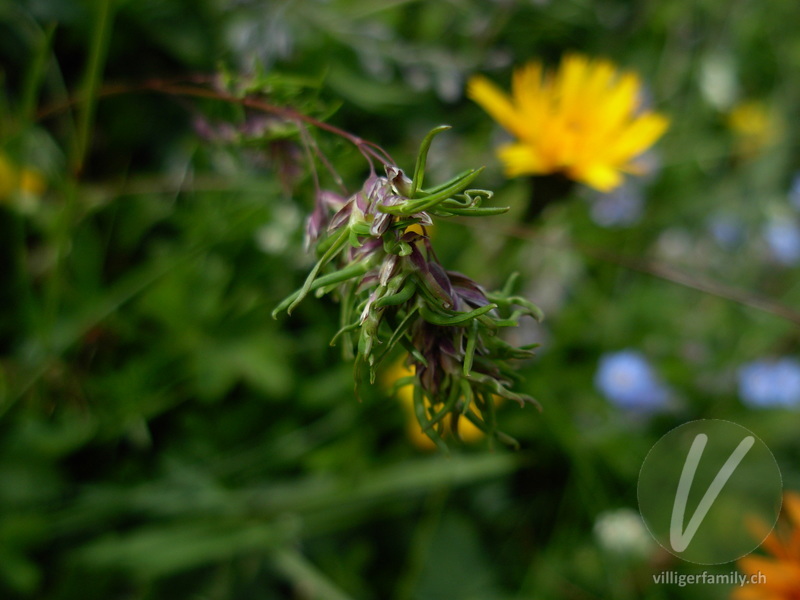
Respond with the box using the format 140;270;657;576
272;548;357;600
73;0;115;175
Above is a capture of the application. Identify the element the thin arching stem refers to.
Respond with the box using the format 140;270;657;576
37;76;397;170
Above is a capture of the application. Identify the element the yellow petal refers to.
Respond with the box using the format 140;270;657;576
453;412;484;443
730;587;785;600
512;62;546;137
783;492;800;528
584;60;621;105
406;421;437;451
592;72;641;136
610;113;670;164
555;54;590;113
497;142;547;177
467;75;523;137
752;526;789;561
573;162;623;192
738;556;800;589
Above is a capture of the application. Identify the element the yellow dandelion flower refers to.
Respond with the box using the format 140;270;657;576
467;54;670;192
383;358;484;451
733;491;800;600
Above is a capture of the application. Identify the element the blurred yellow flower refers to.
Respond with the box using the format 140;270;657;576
20;169;46;196
727;101;778;157
467;54;669;192
733;491;800;600
383;358;484;450
0;152;46;202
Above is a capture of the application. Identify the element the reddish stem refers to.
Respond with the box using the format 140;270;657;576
37;75;396;167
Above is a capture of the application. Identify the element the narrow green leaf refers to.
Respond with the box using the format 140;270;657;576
286;227;350;314
410;125;451;198
393;168;486;216
414;385;449;453
419;303;497;326
73;0;116;173
463;319;479;376
422;380;461;433
435;206;509;217
374;278;416;307
272;259;371;318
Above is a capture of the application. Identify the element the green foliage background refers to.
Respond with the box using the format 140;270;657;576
1;0;800;598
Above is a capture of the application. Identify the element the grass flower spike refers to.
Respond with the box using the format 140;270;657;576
275;126;542;449
468;54;669;192
384;358;485;450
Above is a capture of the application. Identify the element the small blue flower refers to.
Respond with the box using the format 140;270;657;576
738;358;800;408
595;350;669;411
708;214;744;249
764;220;800;265
590;183;644;227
